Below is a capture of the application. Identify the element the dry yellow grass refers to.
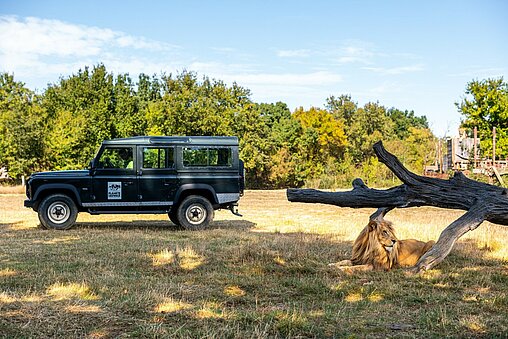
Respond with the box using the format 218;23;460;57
0;185;24;195
1;190;508;337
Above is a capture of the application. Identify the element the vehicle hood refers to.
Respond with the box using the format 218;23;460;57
30;170;90;178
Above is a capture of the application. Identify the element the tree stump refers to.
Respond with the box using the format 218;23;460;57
287;141;508;272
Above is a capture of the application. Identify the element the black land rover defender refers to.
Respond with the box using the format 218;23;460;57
24;136;245;230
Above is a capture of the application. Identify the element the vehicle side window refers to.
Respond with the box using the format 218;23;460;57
183;147;232;167
209;148;232;166
98;147;133;169
183;148;207;167
142;147;174;169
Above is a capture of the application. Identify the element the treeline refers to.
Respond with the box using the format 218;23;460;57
0;64;436;188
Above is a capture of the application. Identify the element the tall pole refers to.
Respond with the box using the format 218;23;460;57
473;126;478;168
437;139;441;172
493;127;496;167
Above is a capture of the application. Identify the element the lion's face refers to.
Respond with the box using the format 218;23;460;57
369;220;397;252
351;219;400;269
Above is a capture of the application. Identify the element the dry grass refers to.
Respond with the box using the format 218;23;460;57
1;190;508;338
0;185;24;195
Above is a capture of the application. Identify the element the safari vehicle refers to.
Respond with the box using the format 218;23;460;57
24;136;244;230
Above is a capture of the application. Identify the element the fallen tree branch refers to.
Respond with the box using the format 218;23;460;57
287;141;508;272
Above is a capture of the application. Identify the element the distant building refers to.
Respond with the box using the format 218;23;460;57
444;130;480;171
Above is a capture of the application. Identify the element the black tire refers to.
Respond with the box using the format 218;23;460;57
168;210;181;227
176;195;214;230
38;194;78;230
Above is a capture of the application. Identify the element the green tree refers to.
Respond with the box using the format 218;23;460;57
346;102;395;162
291;107;348;185
0;73;46;178
234;105;274;188
405;127;436;172
457;77;508;158
256;102;304;187
258;101;292;128
385;127;436;174
43;64;116;169
146;71;248;136
113;73;146;137
137;73;162;106
293;107;347;160
324;96;434;187
387;108;429;139
326;94;358;127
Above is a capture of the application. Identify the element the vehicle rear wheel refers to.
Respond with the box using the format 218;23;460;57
176;195;214;230
38;194;78;230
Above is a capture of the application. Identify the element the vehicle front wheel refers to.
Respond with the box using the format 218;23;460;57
176;195;214;230
168;210;181;227
38;194;78;230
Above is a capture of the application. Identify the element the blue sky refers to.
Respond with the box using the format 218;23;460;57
1;0;507;136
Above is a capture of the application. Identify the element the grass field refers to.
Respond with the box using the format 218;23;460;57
1;189;508;338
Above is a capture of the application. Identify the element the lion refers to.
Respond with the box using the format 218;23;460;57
330;219;435;272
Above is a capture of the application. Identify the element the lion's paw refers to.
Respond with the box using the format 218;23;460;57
328;260;353;267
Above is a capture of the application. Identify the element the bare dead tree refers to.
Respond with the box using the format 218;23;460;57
287;141;508;272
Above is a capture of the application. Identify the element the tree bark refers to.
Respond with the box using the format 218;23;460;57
287;141;508;272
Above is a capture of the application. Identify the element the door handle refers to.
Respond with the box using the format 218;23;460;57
124;181;134;186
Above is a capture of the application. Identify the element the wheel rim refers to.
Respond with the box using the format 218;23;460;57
47;201;70;224
185;203;207;225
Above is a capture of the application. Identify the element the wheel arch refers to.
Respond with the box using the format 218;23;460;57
33;184;82;211
173;184;218;207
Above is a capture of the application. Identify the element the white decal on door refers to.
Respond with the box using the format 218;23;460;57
108;182;122;200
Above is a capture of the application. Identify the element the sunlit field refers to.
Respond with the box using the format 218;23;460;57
1;189;508;337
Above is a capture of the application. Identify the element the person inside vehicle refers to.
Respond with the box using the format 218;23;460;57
119;148;134;169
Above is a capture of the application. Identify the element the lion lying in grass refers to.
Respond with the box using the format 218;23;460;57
331;219;435;272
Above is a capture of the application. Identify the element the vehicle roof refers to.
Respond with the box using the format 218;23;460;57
102;136;239;146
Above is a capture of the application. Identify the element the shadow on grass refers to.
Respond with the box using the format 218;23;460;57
74;219;256;232
435;239;508;276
